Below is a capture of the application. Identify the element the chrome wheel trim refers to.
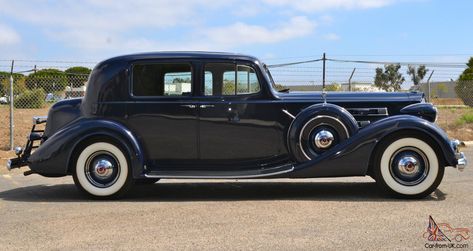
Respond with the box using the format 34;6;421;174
389;147;429;186
84;150;121;188
298;115;349;160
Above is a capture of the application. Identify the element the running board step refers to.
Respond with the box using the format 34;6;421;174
145;164;294;179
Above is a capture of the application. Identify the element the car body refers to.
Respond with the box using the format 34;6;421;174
6;52;467;198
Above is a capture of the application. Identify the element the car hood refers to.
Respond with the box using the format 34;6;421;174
277;91;425;103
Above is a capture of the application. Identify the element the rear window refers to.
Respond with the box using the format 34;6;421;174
132;63;192;96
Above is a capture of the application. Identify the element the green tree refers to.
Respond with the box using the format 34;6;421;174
0;72;26;96
65;66;91;88
25;69;68;93
374;64;405;92
455;57;473;106
407;65;428;85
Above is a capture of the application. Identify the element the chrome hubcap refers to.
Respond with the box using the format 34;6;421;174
389;147;429;186
94;159;114;178
85;151;120;188
314;130;334;149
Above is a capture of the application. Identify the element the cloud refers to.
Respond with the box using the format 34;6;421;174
0;23;20;45
262;0;399;12
201;16;317;48
322;33;340;41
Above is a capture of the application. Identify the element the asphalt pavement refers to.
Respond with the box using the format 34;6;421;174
0;149;472;250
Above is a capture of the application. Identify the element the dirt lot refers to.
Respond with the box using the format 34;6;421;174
0;148;471;250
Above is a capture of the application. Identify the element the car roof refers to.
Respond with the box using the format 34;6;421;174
100;51;261;65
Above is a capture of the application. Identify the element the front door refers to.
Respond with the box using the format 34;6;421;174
126;61;198;169
197;62;287;170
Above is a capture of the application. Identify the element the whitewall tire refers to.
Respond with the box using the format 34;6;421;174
73;141;133;198
374;136;444;199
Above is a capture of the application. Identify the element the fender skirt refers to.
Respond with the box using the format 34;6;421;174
286;115;457;178
27;119;144;178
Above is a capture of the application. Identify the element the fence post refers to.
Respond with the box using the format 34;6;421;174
426;70;434;102
348;68;356;91
322;53;326;89
9;60;15;150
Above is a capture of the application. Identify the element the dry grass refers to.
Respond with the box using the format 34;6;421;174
431;98;465;106
1;105;473;163
436;107;473;141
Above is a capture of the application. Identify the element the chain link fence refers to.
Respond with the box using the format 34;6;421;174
1;55;473;150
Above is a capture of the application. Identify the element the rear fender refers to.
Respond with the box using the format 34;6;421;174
28;119;145;178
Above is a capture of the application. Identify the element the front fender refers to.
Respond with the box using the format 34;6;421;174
289;115;456;178
28;119;145;177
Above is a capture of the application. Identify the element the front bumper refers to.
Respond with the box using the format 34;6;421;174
451;140;467;171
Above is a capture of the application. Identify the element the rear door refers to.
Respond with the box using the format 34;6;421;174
126;61;199;169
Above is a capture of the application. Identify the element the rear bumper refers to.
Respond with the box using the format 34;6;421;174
5;117;46;172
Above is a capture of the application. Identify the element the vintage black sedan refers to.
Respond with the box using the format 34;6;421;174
7;52;467;199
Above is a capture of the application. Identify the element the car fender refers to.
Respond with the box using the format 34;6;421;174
288;115;456;178
28;119;145;178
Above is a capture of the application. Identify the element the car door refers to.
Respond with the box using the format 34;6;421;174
126;61;198;169
197;62;288;170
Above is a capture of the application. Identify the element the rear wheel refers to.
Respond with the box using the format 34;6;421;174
73;141;133;199
373;136;444;199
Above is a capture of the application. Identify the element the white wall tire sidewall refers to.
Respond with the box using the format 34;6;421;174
380;138;439;195
76;142;128;197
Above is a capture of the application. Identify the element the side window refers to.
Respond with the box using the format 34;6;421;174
204;63;260;96
132;63;192;96
237;65;260;94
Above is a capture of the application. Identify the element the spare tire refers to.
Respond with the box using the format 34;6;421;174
287;104;358;162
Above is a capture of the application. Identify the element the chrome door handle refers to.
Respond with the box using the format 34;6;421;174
180;104;196;109
199;104;215;108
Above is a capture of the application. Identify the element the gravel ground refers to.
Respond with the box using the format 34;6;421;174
0;149;472;250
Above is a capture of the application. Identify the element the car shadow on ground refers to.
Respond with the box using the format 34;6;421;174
0;181;447;202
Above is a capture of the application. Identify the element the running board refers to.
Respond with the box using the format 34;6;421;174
144;164;294;179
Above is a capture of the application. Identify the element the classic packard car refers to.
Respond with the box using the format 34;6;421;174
6;52;467;199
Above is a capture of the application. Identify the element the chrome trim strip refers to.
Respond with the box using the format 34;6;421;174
347;108;389;117
144;166;294;179
282;109;296;119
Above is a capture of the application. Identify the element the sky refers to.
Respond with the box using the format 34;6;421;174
0;0;472;83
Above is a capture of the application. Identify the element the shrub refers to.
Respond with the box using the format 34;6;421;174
14;88;46;109
460;112;473;123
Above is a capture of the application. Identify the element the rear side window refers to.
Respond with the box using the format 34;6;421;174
204;63;260;96
132;63;192;96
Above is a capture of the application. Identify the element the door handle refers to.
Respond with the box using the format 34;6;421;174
199;104;215;108
180;104;196;109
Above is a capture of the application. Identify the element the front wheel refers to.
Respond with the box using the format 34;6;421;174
73;141;133;199
373;136;444;199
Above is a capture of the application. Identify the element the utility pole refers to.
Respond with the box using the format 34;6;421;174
9;60;15;150
426;70;434;102
348;68;356;92
322;53;326;89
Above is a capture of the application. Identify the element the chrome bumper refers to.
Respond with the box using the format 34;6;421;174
451;140;467;171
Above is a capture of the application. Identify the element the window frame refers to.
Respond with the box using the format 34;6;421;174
129;61;194;99
201;61;262;98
